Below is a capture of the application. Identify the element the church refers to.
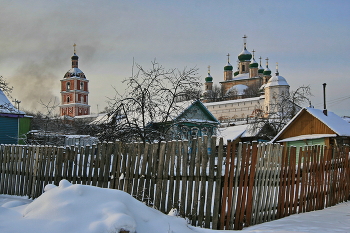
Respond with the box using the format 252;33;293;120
59;44;90;118
203;36;290;122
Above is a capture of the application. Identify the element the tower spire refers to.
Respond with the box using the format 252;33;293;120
73;43;77;54
265;57;269;68
259;56;262;66
208;65;211;74
243;35;247;49
227;53;230;63
275;62;279;75
252;49;256;59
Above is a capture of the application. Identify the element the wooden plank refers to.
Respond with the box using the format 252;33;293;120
251;143;264;225
219;140;231;229
145;143;156;205
154;141;166;211
137;143;148;201
103;142;113;189
198;136;209;227
180;140;189;218
186;139;197;221
18;146;27;196
87;144;97;185
82;145;89;185
43;146;51;187
132;143;142;198
8;145;15;195
232;142;244;229
92;144;100;187
192;138;202;226
227;140;237;229
204;136;217;228
0;145;6;194
160;141;171;213
265;144;276;221
167;141;176;211
97;142;107;188
234;143;247;230
13;146;21;195
55;147;64;186
212;137;223;230
294;146;303;214
289;146;297;215
244;141;258;227
111;142;122;189
174;140;181;211
76;146;84;184
237;143;251;230
26;146;35;198
272;144;283;220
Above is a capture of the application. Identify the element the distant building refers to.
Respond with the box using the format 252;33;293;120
60;44;90;118
203;36;290;122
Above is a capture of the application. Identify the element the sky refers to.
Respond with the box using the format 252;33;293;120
1;0;350;116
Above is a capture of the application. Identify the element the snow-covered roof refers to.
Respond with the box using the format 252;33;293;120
232;73;249;81
67;68;83;75
239;48;251;55
276;134;337;142
218;125;247;144
204;96;263;107
265;75;289;88
272;107;350;142
0;89;25;115
226;84;248;96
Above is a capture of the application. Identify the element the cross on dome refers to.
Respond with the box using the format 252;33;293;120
73;43;77;54
265;57;269;67
227;53;230;63
208;65;211;74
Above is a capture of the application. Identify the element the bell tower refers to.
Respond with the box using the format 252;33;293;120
60;44;90;117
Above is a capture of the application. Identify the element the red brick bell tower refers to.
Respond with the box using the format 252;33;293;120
60;44;90;117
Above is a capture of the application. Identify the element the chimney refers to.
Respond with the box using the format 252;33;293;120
323;83;327;116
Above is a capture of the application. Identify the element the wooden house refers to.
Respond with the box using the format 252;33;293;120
271;107;350;148
0;89;29;144
149;100;220;141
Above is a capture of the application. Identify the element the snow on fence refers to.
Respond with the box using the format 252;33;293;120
0;138;349;230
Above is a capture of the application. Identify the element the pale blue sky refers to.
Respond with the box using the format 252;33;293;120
1;0;350;115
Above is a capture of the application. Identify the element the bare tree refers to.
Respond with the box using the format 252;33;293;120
93;60;201;143
0;75;13;96
247;85;312;139
204;84;225;102
243;82;261;98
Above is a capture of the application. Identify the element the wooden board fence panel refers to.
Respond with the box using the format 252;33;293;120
0;141;349;230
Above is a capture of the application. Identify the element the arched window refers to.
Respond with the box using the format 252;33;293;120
66;82;70;91
80;82;84;90
67;96;70;103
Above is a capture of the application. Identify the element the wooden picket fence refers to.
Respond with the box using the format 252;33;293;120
219;141;350;230
0;138;349;230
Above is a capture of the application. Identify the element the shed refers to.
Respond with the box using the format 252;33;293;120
271;107;350;149
0;90;26;144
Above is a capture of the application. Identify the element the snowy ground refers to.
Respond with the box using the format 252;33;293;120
0;181;349;233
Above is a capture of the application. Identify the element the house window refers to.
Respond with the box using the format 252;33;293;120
242;65;245;72
80;82;84;90
67;96;70;103
66;82;70;90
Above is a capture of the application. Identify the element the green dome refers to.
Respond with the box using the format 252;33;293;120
238;48;252;61
71;53;79;60
258;66;264;73
234;70;239;76
263;68;271;76
205;74;213;82
224;62;233;71
249;59;258;68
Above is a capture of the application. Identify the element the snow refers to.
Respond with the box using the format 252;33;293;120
204;96;263;107
0;89;25;114
265;75;289;87
226;84;248;96
277;134;337;142
0;180;349;233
